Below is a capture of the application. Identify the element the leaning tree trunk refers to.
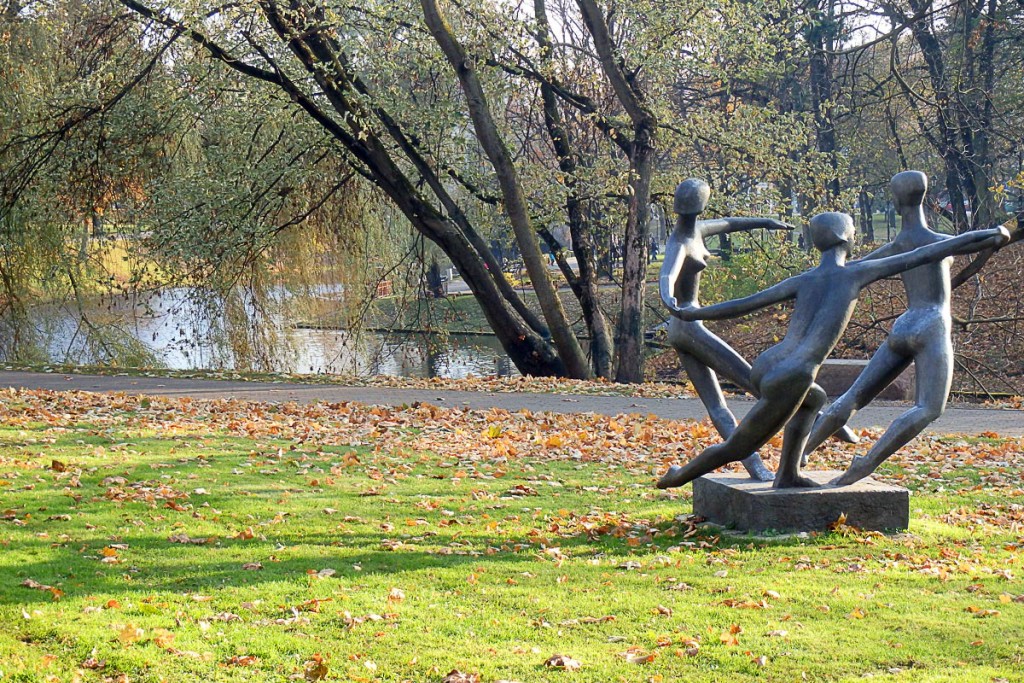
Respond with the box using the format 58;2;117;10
421;0;593;379
120;0;582;378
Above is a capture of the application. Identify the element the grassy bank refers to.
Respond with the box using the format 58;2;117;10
1;389;1022;681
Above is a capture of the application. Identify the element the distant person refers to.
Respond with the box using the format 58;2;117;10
426;260;446;298
802;171;1011;485
658;211;1007;489
541;242;556;266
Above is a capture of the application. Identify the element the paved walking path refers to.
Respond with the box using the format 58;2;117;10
2;370;1021;437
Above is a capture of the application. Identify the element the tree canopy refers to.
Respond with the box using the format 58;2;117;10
2;0;1022;379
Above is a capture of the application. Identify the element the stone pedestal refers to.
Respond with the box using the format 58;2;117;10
693;471;909;533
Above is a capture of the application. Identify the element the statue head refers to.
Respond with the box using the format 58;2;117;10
674;179;711;215
891;170;927;212
809;212;855;252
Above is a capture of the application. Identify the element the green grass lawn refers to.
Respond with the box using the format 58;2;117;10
1;390;1022;682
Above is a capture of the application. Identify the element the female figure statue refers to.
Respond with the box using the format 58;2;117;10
660;179;796;481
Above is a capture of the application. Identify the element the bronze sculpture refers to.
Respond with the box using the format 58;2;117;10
657;212;1008;489
660;179;855;482
801;171;1004;485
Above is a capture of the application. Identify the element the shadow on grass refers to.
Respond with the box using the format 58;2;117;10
0;518;838;608
3;539;529;607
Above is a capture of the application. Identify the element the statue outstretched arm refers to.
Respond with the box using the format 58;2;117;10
698;217;793;238
675;277;800;321
852;227;1010;287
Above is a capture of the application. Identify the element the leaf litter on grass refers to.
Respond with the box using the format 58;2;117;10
0;387;1023;681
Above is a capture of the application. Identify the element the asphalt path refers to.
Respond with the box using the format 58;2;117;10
1;370;1021;437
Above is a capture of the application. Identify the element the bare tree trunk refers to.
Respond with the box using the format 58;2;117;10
891;0;1002;232
859;187;874;241
421;0;592;379
576;0;657;383
534;0;614;378
966;0;999;229
806;0;841;200
615;131;654;382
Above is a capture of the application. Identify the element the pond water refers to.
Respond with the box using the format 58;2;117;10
286;328;516;378
21;287;518;379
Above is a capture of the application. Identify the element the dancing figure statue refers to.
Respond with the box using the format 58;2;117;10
661;179;858;482
802;171;1006;485
657;212;1007;489
661;179;793;480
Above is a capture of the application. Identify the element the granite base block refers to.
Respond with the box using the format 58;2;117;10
693;471;909;533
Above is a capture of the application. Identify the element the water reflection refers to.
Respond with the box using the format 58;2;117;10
291;328;518;378
16;287;519;379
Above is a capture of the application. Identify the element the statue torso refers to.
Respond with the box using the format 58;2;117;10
673;234;710;307
892;228;952;311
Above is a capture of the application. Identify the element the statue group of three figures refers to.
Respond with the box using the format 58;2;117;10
656;171;1011;490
